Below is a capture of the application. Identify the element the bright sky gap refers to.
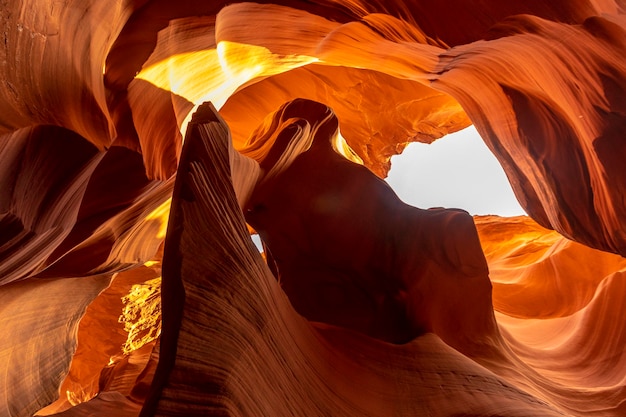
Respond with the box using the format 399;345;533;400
385;126;526;217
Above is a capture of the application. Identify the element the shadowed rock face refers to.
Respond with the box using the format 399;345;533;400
1;0;626;416
244;99;494;347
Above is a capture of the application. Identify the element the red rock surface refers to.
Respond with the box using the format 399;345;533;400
0;1;625;416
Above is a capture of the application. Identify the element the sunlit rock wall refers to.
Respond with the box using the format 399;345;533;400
0;0;625;416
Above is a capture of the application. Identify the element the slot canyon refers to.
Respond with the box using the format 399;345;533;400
1;0;626;416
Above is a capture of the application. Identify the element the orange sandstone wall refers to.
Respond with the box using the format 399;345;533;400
0;0;625;416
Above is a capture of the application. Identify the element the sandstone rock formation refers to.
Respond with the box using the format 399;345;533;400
1;0;626;416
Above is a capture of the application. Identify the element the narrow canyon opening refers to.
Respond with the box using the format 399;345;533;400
386;126;526;217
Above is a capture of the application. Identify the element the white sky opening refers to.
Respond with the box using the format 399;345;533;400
385;126;526;217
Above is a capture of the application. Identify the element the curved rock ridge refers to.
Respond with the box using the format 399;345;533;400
2;0;625;253
0;0;625;416
35;255;163;415
476;215;626;319
0;131;170;415
15;98;625;417
241;99;495;348
105;0;626;255
476;216;626;413
141;101;626;416
140;102;554;416
0;274;112;417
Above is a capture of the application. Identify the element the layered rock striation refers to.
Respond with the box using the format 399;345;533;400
0;0;625;416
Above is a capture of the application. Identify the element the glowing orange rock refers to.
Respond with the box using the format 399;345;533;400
141;102;560;416
0;0;626;416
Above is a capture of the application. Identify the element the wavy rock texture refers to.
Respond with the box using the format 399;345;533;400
142;102;554;416
0;0;625;416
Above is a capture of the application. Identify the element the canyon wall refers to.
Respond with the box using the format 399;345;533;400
0;0;625;416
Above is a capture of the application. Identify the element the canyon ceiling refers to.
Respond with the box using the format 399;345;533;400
1;0;626;416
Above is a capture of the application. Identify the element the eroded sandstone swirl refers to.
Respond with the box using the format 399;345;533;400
1;0;626;416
